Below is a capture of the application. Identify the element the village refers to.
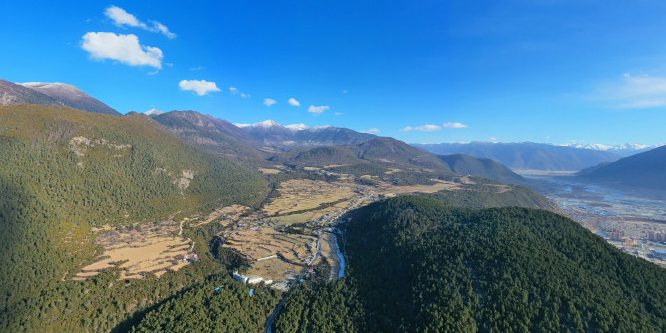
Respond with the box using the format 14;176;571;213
73;167;475;291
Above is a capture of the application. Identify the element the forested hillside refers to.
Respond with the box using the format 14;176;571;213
437;154;532;186
274;196;666;332
426;177;558;211
0;104;268;329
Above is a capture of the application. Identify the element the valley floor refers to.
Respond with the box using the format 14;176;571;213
518;170;666;267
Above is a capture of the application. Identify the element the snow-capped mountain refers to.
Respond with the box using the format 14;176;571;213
0;79;120;115
144;108;165;116
233;119;376;147
564;143;665;157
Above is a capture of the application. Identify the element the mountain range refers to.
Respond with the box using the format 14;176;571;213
561;142;665;157
233;119;377;147
0;79;120;115
414;141;622;171
577;145;666;191
3;79;666;332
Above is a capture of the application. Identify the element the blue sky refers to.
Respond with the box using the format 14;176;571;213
2;1;666;145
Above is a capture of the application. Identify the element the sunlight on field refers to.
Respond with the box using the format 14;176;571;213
262;179;356;216
257;167;282;174
381;179;461;195
74;222;193;280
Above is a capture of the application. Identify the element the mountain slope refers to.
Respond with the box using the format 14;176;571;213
0;78;61;106
19;82;121;115
437;154;532;186
351;137;451;170
414;141;621;171
577;145;666;191
0;104;267;315
275;196;666;332
0;79;121;115
152;110;267;162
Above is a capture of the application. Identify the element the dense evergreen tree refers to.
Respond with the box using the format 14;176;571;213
274;196;666;332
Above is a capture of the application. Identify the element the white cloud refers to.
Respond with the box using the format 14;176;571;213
414;124;442;131
82;32;163;69
149;20;176;39
228;87;251;98
597;73;666;109
264;98;277;106
288;98;300;106
342;90;348;94
104;6;176;39
334;111;343;116
400;122;467;132
179;80;221;96
442;122;468;128
308;105;329;114
105;6;146;28
489;137;497;141
189;66;205;71
361;128;380;134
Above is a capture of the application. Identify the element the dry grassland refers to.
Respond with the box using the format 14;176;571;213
257;167;282;174
190;204;248;228
74;222;192;280
379;179;461;196
262;179;356;216
224;226;316;263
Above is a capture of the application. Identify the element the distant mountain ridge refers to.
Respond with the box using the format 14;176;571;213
151;110;267;162
0;79;120;115
414;141;621;171
437;154;532;187
561;142;665;157
577;145;666;191
234;119;376;147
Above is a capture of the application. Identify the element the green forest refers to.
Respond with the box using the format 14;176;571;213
273;196;666;332
0;105;269;331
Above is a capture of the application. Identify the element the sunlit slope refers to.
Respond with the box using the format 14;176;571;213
0;104;267;311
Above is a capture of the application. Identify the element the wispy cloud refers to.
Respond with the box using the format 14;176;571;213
442;122;467;128
264;98;277;106
308;105;329;114
288;98;300;106
342;90;348;94
334;111;343;116
400;122;467;131
361;128;380;134
229;87;251;98
104;6;176;39
189;66;205;71
595;73;666;109
179;80;221;96
82;32;163;69
149;20;176;39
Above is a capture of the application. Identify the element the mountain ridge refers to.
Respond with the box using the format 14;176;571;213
414;141;621;171
0;79;121;115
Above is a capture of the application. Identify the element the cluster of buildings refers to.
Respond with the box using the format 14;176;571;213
232;271;273;285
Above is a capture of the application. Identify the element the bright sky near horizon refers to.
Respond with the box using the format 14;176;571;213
2;1;666;145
